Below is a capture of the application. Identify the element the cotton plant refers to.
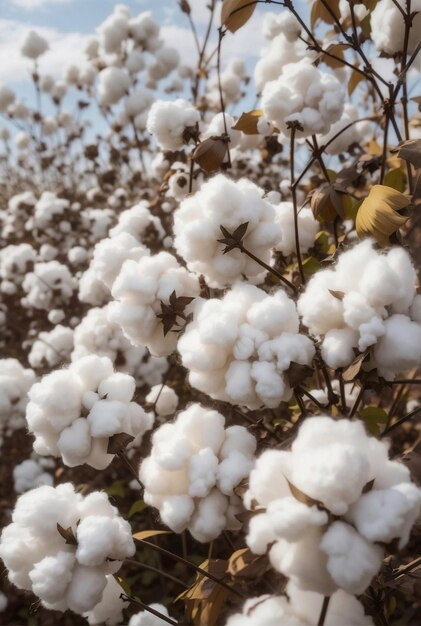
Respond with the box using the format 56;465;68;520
0;484;135;614
178;282;315;409
139;403;256;542
173;174;283;287
245;417;421;595
26;355;153;469
297;239;421;377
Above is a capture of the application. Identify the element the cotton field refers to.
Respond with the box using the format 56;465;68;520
0;1;421;625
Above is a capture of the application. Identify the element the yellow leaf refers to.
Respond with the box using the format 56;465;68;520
348;69;365;95
132;529;172;541
356;184;410;246
311;0;340;28
221;0;256;33
383;167;406;192
232;109;263;135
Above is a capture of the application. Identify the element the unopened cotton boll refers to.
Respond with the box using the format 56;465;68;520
21;30;49;59
109;251;200;356
98;67;130;107
146;99;200;151
26;355;154;469
298;240;420;376
0;484;135;614
139;403;256;541
178;282;315;409
371;0;421;56
261;58;344;137
245;416;421;595
173;174;282;288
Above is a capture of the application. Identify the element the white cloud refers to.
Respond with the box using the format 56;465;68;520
12;0;71;9
0;19;88;84
161;7;266;67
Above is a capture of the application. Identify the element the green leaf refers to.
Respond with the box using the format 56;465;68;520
106;480;126;498
128;500;148;518
302;256;321;276
361;406;388;435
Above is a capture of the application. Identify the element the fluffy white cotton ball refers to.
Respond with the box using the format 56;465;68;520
274;202;318;256
109;251;200;356
174;174;282;288
0;84;15;112
261;58;344;137
0;359;36;446
179;283;314;409
371;0;421;56
139;404;256;542
21;30;49;59
0;484;135;615
129;604;176;626
13;457;54;493
245;416;421;594
146;99;200;151
26;355;154;469
98;67;131;107
146;384;178;417
298;240;420;376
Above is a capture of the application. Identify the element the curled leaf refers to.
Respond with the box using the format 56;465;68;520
221;0;256;33
391;139;421;170
192;137;228;172
232;109;263;135
356;184;410;246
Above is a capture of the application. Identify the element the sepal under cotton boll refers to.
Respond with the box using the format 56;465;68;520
245;416;421;595
0;483;135;615
26;355;153;469
297;239;421;378
225;581;373;625
173;174;283;288
139;403;256;542
178;282;315;409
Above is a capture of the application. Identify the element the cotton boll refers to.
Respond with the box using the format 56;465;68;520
98;67;130;107
97;5;130;54
21;30;49;59
110;251;199;356
84;576;128;625
28;325;74;369
321;328;358;369
371;0;421;56
26;355;153;469
149;46;180;80
320;522;383;594
0;592;7;612
261;59;344;137
13;458;53;493
274;202;318;256
374;314;421;380
0;484;135;614
125;89;155;118
263;11;301;41
319;104;371;155
140;404;256;541
245;416;420;594
174;175;282;288
0;84;15;112
146;99;200;151
179;283;314;409
129;12;160;51
0;359;36;444
202;112;241;148
22;261;75;311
